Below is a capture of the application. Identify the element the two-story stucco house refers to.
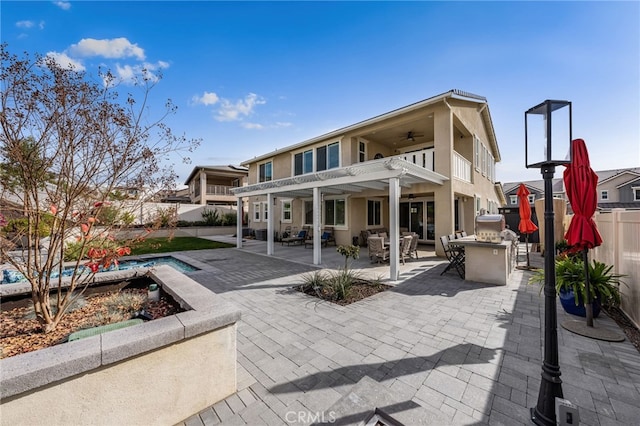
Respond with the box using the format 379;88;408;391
184;165;248;206
595;168;640;210
231;90;505;279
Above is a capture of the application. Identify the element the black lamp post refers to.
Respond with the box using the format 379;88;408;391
525;99;572;426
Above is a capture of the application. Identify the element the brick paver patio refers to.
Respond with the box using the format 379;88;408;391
176;240;640;425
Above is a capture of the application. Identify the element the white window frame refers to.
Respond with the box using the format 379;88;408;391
359;140;367;163
510;195;517;205
253;202;261;222
528;194;535;204
367;198;383;227
475;194;481;216
323;195;349;229
474;136;480;172
633;187;640;201
600;190;609;201
261;201;269;222
281;199;292;223
258;161;272;182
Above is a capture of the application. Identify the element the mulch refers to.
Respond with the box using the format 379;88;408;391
1;285;183;359
604;306;640;354
296;281;392;305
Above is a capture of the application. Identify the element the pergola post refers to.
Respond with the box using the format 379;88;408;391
267;193;274;255
313;187;321;265
236;197;242;248
389;177;400;281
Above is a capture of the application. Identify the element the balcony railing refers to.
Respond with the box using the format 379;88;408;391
206;185;236;196
393;148;471;183
453;151;471;183
394;148;435;171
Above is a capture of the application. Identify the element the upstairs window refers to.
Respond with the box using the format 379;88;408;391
359;141;367;162
317;142;340;171
633;187;640;201
294;150;313;175
528;194;535;204
259;161;272;182
510;195;517;205
600;190;609;200
294;142;340;175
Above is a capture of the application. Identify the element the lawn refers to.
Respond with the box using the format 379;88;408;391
129;237;233;255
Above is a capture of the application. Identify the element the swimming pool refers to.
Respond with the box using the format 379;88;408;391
1;256;199;284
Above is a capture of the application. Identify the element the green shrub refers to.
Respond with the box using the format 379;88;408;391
201;208;220;226
222;212;237;226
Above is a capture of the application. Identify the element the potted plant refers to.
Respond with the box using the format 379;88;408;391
530;254;625;317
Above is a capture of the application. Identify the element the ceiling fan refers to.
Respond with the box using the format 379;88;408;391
399;131;425;142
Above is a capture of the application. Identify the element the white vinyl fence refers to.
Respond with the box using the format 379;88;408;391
593;209;640;329
120;202;239;224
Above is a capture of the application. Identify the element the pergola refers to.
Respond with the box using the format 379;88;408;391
232;157;448;280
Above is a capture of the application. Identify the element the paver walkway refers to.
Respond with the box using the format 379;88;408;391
177;243;640;425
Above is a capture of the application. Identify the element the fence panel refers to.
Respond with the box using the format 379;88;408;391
594;210;640;329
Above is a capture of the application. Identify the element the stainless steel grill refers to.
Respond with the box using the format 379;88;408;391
475;214;505;243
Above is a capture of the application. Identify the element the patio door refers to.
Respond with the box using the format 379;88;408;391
399;200;435;242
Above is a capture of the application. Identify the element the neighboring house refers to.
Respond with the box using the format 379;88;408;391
595;168;640;210
183;165;248;206
503;166;640;212
230;89;505;278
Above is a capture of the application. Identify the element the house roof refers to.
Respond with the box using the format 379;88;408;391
597;168;640;185
503;167;640;195
502;179;562;195
616;176;640;189
240;89;500;166
184;165;248;185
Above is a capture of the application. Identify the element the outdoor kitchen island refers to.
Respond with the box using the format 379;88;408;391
454;235;514;285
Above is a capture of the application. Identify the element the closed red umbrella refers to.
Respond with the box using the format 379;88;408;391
517;183;538;268
563;138;602;326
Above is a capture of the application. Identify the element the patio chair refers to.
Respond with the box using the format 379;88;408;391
439;235;465;278
281;229;307;246
322;227;337;246
400;235;413;265
304;231;328;248
408;233;420;259
368;236;389;263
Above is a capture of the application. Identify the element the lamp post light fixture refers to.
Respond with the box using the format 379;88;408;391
525;100;572;426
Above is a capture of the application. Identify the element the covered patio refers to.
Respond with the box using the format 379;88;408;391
232;157;448;281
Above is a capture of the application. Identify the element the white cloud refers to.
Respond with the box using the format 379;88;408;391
242;122;264;130
68;38;145;60
192;91;220;106
53;1;72;10
215;93;266;122
16;20;34;29
39;21;45;30
114;61;169;84
273;122;293;128
45;51;86;71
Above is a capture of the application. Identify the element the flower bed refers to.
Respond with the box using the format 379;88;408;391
0;265;241;426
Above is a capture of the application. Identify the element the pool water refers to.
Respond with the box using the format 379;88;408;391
1;256;198;284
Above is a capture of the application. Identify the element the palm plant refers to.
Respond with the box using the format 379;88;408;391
530;255;625;308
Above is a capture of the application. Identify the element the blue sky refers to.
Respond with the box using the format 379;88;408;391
2;1;639;187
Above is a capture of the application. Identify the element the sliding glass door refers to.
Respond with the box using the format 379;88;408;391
399;201;434;241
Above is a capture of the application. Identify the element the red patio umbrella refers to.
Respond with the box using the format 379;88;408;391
517;183;538;269
563;138;602;327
